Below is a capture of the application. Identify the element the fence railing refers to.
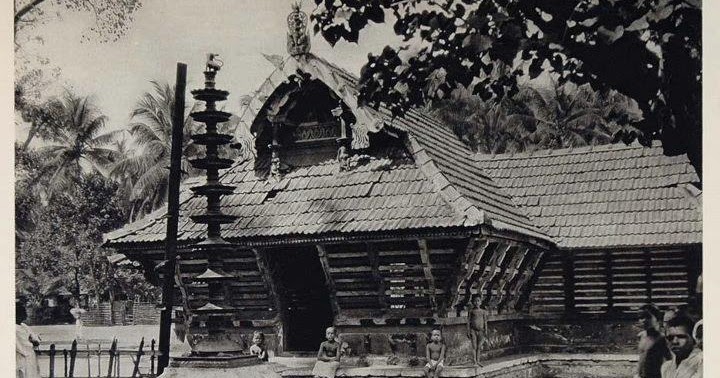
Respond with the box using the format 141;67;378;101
35;338;157;378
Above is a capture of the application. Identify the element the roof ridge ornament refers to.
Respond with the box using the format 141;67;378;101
287;2;310;57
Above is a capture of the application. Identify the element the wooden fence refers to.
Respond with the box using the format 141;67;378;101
35;338;157;378
79;302;161;326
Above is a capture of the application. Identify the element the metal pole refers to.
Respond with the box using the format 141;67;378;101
158;62;187;375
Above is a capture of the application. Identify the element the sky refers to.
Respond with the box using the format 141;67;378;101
15;0;401;140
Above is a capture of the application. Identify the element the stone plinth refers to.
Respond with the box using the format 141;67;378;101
277;353;636;378
160;358;283;378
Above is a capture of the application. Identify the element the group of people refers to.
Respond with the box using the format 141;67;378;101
302;294;490;378
16;295;705;378
636;304;703;378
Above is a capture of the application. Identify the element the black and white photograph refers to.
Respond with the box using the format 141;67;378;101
12;1;707;377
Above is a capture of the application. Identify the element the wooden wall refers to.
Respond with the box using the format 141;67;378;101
529;246;702;316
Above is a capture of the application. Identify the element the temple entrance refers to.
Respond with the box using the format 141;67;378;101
267;246;334;352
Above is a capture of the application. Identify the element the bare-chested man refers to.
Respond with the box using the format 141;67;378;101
636;304;671;378
467;295;489;365
424;329;446;378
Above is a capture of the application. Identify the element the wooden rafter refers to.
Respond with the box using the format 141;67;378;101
496;246;531;311
418;239;437;313
251;248;282;314
316;245;341;317
449;239;492;312
365;242;388;312
477;243;512;305
443;238;481;314
508;251;544;311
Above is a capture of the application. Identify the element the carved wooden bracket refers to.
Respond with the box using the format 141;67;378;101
496;246;531;312
480;243;513;310
445;238;488;314
507;251;544;311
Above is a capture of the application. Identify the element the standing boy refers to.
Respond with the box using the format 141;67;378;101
467;295;488;365
424;329;446;378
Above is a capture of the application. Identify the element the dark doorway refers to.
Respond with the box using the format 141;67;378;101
267;246;334;352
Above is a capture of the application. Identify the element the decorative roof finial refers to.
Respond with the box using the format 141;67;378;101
287;2;310;57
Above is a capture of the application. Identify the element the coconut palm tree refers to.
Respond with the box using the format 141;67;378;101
508;82;642;150
36;91;121;199
433;88;533;154
110;81;205;219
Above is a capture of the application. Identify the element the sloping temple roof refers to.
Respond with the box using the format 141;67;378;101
476;142;701;249
105;54;548;248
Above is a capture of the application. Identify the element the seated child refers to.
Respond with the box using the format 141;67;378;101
424;329;446;378
312;327;341;378
249;331;269;362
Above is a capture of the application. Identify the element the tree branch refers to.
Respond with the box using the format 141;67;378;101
14;0;49;25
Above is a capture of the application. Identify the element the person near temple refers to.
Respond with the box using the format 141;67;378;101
250;331;269;362
467;295;489;366
424;329;446;378
692;319;703;351
16;303;41;378
312;327;341;378
635;304;671;378
661;313;702;378
69;300;86;340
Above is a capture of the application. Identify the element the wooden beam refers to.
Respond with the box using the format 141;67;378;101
496;246;530;312
366;242;388;311
564;250;576;315
317;245;341;317
251;248;282;314
338;308;433;320
418;239;437;314
447;239;491;313
604;250;615;314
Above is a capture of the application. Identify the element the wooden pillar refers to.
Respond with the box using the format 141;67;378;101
418;239;437;314
366;242;387;312
563;250;576;316
604;250;614;314
644;249;653;303
317;245;341;318
158;62;186;376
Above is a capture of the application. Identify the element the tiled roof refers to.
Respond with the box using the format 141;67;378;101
107;148;464;245
105;54;547;247
476;142;702;249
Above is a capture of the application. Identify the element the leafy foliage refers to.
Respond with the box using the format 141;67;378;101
311;0;701;177
34;91;121;198
111;81;248;220
433;82;642;154
110;81;205;220
14;0;143;43
16;172;158;321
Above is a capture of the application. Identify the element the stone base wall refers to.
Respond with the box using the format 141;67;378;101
333;315;640;365
277;354;637;378
188;323;282;357
519;317;637;353
336;317;523;364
